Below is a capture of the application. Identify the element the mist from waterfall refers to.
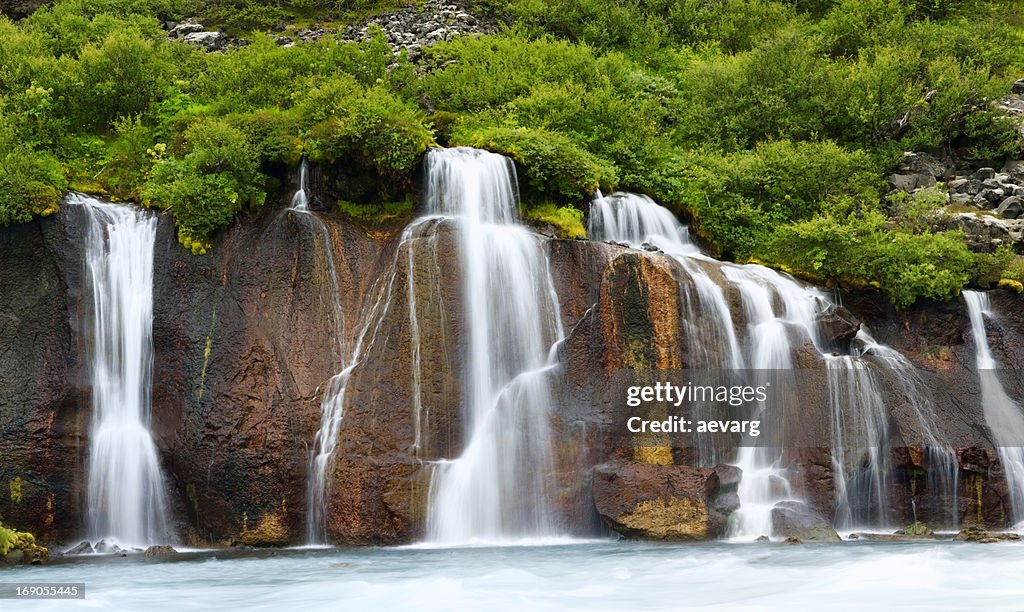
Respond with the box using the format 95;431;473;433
78;193;171;548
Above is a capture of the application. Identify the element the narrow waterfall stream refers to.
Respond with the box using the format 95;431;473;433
964;290;1024;523
77;193;171;548
424;147;565;544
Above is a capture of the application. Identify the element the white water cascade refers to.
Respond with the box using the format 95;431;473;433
78;193;170;548
964;290;1024;523
588;192;962;536
425;147;565;544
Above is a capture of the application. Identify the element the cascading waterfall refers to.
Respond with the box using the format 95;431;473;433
77;193;170;548
858;334;959;528
826;353;891;529
425;147;565;544
964;290;1024;524
589;191;961;536
304;215;438;543
722;265;823;538
590;193;744;466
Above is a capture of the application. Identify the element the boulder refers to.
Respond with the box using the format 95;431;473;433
65;541;94;555
816;304;861;349
770;500;841;542
888;173;934;193
935;212;1012;252
953;526;1021;543
996;196;1024;219
169;23;204;39
895;521;933;536
1013;79;1024;96
143;545;178;556
183;31;227;51
592;460;736;540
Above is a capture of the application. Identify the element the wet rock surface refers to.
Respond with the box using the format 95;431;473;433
592;460;737;540
770;501;842;542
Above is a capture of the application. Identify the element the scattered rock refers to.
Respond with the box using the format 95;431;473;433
183;31;227;51
770;501;842;542
143;545;178;556
784;536;802;545
996;196;1024;219
755;535;770;543
953;526;1022;543
65;541;94;555
341;0;497;61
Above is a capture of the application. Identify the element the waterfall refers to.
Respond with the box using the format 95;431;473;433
826;355;891;529
424;147;565;544
304;216;434;543
857;334;959;528
589;191;963;536
77;193;170;548
291;158;310;211
964;290;1024;523
289;159;346;361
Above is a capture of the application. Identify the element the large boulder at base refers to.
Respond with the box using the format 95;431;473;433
592;460;737;540
770;500;841;542
953;526;1021;543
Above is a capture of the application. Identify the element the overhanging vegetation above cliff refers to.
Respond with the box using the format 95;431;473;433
0;0;1022;304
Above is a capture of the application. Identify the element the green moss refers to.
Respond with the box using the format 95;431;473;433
336;198;414;225
523;203;587;239
9;477;24;504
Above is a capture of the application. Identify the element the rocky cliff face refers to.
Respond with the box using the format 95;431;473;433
3;198;1024;546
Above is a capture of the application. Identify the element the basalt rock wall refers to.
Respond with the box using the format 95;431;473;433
3;204;1024;545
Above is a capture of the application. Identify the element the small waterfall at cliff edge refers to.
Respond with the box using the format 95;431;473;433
964;290;1024;524
76;193;171;548
425;147;565;545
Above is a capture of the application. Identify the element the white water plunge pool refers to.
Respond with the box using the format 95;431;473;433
6;540;1024;610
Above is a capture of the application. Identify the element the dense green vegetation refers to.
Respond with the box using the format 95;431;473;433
0;0;1022;304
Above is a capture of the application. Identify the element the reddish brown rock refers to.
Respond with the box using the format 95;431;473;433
592;460;736;540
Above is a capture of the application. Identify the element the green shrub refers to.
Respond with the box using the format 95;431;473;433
0;144;68;225
143;119;266;251
453;125;617;201
522;202;587;238
303;82;433;178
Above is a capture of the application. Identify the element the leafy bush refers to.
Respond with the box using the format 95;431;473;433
143;119;266;251
453;125;617;201
303;81;433;178
523;202;587;238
